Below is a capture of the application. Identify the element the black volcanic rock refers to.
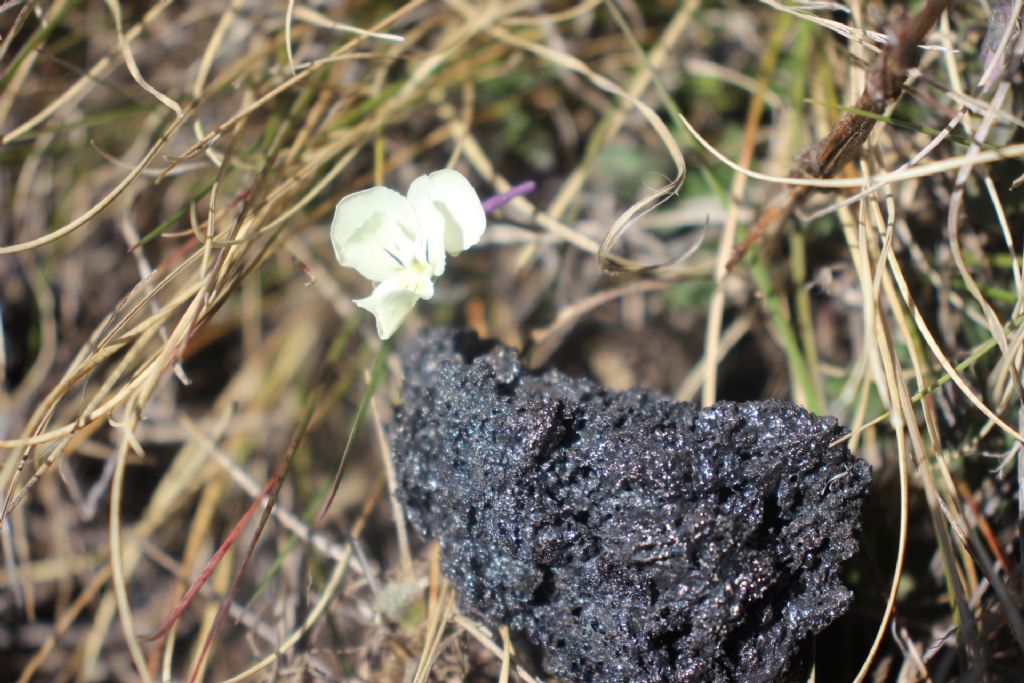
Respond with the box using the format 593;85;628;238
391;328;870;682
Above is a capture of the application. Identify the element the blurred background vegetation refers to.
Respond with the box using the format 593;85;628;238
2;0;1024;680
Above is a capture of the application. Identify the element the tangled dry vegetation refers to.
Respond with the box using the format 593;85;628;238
2;0;1024;681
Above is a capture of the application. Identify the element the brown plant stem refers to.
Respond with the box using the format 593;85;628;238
728;0;956;269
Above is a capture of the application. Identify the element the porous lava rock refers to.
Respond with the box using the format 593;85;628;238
391;328;870;682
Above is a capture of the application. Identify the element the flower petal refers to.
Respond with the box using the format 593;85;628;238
330;186;420;282
354;274;433;340
407;169;486;257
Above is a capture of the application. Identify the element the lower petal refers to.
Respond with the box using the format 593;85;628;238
354;279;424;340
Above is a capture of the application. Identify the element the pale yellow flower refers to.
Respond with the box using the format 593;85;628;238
330;170;485;339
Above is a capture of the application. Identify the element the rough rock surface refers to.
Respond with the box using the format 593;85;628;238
391;328;870;682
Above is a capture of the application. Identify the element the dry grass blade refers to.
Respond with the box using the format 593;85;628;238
101;0;183;118
0;0;176;144
0;114;192;254
146;474;277;642
703;9;790;406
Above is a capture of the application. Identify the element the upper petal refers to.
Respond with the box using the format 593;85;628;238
407;169;486;257
330;186;420;282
